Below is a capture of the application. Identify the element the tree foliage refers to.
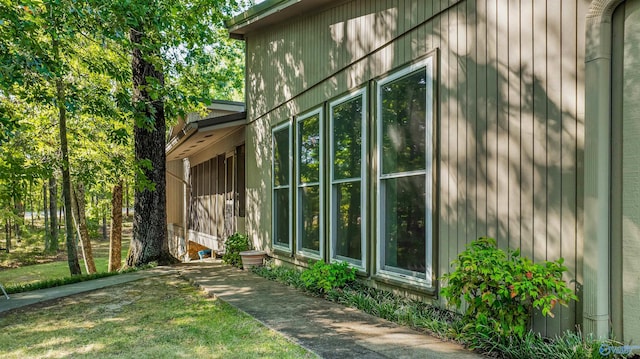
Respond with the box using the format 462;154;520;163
0;0;246;269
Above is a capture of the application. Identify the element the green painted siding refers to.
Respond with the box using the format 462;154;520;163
613;0;640;343
242;0;587;336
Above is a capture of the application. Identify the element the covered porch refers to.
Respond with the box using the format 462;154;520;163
165;101;247;261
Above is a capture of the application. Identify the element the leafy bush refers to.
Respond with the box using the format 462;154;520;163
222;233;250;268
440;237;578;339
253;259;307;289
300;260;356;293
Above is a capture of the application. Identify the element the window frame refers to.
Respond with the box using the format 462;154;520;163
272;121;293;251
295;108;324;259
328;89;367;270
375;57;434;287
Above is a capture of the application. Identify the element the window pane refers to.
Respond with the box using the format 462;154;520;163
380;69;427;174
332;97;362;180
300;185;320;252
189;166;198;231
237;145;246;217
298;115;320;184
273;128;289;186
334;181;361;261
382;175;426;274
273;188;290;247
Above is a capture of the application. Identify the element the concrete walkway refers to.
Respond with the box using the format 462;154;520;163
0;266;177;313
177;261;483;359
0;261;483;358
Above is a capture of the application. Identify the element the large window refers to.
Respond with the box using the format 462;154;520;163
272;123;292;249
296;109;323;257
377;58;433;286
330;90;366;268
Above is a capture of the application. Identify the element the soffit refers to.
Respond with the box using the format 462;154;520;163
227;0;343;39
166;112;246;161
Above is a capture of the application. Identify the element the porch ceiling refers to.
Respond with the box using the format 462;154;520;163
166;112;246;161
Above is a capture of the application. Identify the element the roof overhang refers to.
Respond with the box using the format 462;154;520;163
226;0;343;39
166;111;246;161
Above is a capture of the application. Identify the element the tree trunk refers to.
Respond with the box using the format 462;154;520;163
13;197;23;241
102;213;107;241
5;219;10;253
126;27;172;267
43;182;49;250
125;181;129;217
72;183;96;274
55;76;81;275
29;182;34;228
48;176;58;252
48;11;81;275
109;181;123;272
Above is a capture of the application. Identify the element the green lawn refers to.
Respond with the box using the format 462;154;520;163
0;275;315;358
0;222;131;288
0;241;129;287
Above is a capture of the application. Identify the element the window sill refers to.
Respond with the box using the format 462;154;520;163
371;273;438;297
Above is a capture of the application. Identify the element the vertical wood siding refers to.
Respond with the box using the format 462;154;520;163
166;160;185;226
243;0;585;336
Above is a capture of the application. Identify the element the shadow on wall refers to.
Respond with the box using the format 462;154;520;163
244;0;584;337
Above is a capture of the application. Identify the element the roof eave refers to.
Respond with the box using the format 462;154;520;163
226;0;298;36
227;0;344;39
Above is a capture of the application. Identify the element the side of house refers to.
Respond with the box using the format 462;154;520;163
221;0;640;343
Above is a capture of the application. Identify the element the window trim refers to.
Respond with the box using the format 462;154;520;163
272;121;293;251
328;89;367;270
375;57;434;287
295;108;324;259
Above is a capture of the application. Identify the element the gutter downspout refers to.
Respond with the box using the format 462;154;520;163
583;9;617;338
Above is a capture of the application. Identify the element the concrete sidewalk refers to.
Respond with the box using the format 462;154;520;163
0;266;177;314
178;261;483;359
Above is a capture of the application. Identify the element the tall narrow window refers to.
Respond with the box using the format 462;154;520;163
296;109;322;256
330;90;366;267
272;123;292;250
377;58;433;286
236;144;246;218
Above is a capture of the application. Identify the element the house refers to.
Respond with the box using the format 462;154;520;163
166;100;246;260
167;0;640;342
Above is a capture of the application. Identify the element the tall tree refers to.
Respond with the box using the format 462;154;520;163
71;183;96;274
109;181;123;272
88;0;246;266
48;2;81;275
43;182;49;249
127;26;172;266
47;176;58;252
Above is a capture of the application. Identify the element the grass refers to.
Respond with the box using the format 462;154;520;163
0;243;129;287
0;275;315;359
0;220;132;292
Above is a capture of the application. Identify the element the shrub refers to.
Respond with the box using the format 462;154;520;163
222;233;250;268
300;260;356;293
253;259;307;289
440;237;578;339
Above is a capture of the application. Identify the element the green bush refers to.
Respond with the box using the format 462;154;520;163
300;260;356;293
253;259;307;289
222;233;250;268
440;237;578;338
